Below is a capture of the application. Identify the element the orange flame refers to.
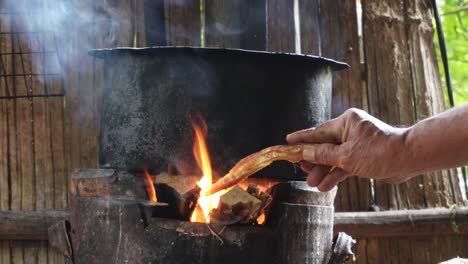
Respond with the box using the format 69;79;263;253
257;213;266;225
143;169;157;202
190;118;228;223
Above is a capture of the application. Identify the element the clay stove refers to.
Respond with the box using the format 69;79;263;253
51;47;355;264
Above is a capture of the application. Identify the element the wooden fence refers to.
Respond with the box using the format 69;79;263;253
0;0;467;263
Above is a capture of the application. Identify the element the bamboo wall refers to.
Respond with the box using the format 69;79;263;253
0;0;467;263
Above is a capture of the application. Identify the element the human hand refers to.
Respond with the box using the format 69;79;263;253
286;108;410;191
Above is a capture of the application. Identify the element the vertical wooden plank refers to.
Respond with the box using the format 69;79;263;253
406;0;461;208
204;0;266;50
410;238;431;264
64;0;106;173
205;0;241;48
164;0;201;46
359;0;465;261
0;241;10;264
239;0;266;50
10;240;24;264
365;238;380;264
352;238;368;264
0;0;12;214
48;96;67;264
299;0;320;55
63;0;90;172
0;10;12;264
134;0;147;47
13;3;40;262
0;98;7;210
266;0;295;52
318;0;370;212
363;0;422;210
340;0;370;212
4;40;16;264
144;0;166;46
314;0;351;212
109;0;135;47
395;238;412;264
0;29;10;264
35;6;61;260
7;5;28;263
49;96;68;210
76;44;98;170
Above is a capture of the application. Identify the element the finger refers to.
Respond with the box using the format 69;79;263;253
317;168;350;192
302;144;342;167
300;161;315;173
286;118;343;144
306;165;332;187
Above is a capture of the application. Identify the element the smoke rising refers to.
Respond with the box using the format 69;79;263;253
4;0;123;75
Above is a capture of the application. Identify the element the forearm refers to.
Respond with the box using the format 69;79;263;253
403;103;468;176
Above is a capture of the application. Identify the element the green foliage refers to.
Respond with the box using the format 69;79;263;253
435;0;468;106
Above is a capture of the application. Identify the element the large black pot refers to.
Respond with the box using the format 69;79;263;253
90;47;347;179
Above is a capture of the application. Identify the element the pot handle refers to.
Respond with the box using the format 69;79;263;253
328;232;356;264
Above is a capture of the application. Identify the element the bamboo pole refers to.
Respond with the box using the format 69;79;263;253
1;207;467;240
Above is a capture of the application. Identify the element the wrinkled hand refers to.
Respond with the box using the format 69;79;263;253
286;108;410;191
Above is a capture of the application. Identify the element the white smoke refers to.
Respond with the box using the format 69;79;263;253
4;0;122;74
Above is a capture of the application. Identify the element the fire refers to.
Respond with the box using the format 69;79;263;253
257;213;266;225
190;118;228;223
143;169;157;202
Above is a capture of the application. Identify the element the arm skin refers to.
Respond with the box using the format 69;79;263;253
286;104;468;192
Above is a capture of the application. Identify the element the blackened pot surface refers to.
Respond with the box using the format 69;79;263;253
91;47;348;179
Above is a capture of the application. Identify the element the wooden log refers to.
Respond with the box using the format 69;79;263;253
0;210;69;240
153;172;199;195
210;185;264;224
153;184;200;220
269;181;337;206
334;207;468;238
70;197;154;264
276;203;335;264
2;207;468;241
268;181;338;264
267;181;337;227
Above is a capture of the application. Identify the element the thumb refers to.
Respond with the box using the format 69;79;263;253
302;144;342;167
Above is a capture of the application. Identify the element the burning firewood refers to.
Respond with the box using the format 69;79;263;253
247;184;272;211
207;144;307;195
210;184;272;225
154;172;199;195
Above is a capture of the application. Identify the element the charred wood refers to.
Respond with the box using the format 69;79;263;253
70;169;147;199
210;186;262;224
